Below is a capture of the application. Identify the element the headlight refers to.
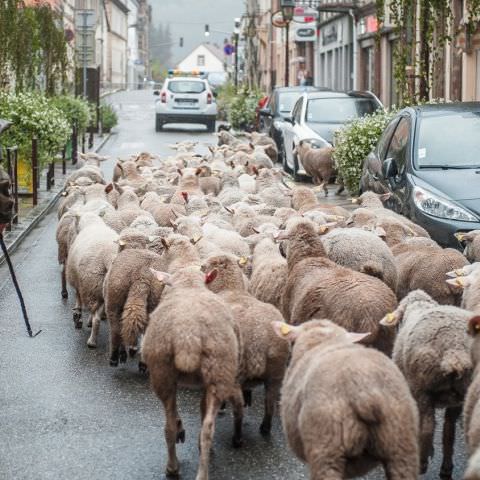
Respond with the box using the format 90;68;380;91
413;186;478;222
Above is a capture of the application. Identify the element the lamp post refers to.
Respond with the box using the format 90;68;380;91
234;17;241;92
280;0;295;87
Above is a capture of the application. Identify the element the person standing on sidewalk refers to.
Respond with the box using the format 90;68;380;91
0;165;13;234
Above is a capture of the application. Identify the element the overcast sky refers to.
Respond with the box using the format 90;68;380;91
152;0;245;65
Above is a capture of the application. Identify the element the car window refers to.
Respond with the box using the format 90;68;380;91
278;92;302;114
385;116;411;174
167;80;206;94
293;98;303;123
268;94;276;113
376;117;400;160
306;97;379;123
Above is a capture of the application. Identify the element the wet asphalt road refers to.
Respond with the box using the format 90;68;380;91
0;90;469;479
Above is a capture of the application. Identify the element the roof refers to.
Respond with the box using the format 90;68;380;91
305;90;378;100
273;86;326;93
411;102;480;116
177;43;225;66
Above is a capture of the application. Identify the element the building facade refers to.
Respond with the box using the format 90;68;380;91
176;44;226;73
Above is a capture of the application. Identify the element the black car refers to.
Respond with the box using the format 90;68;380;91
259;86;324;158
361;103;480;247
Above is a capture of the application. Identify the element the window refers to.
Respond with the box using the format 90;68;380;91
292;98;303;123
197;55;205;67
385;116;411;175
277;92;301;114
376;117;400;161
167;80;206;94
305;97;378;123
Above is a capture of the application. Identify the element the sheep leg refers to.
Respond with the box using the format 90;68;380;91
87;303;104;349
308;453;345;480
418;401;435;474
260;380;280;437
61;265;68;299
231;387;244;448
109;318;122;367
73;293;82;329
164;393;180;477
335;177;345;195
440;406;461;479
196;388;221;480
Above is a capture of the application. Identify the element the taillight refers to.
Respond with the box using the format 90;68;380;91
161;91;167;103
207;92;212;104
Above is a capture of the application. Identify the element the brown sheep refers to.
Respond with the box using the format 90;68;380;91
456;230;480;262
290;186;350;217
202;254;290;436
273;319;419;479
279;220;397;355
142;266;244;480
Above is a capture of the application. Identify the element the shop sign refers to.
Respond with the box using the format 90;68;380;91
295;22;317;42
322;24;338;45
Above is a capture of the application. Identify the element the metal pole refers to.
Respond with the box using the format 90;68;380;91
83;12;88;99
285;22;290;87
234;33;239;92
349;9;357;90
32;137;38;206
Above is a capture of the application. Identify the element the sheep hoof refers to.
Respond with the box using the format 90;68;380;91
73;310;82;328
420;461;429;475
74;320;83;329
87;318;93;328
165;466;180;478
138;361;148;374
110;358;119;367
219;401;227;415
232;434;243;449
119;349;127;364
259;420;271;437
243;390;252;407
176;429;185;444
440;467;453;480
61;290;68;299
128;347;138;358
87;340;97;349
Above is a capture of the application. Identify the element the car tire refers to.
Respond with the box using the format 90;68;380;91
206;120;216;133
292;150;303;182
155;115;163;132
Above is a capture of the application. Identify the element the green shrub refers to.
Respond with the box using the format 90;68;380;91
216;81;236;121
0;90;70;165
99;103;118;131
333;109;397;195
227;86;265;130
51;95;91;131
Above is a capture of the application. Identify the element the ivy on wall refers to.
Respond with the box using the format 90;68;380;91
376;0;480;104
0;0;68;94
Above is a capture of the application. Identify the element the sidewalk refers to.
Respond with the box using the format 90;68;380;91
0;132;112;265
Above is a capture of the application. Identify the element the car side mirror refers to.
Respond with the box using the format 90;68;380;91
259;107;272;117
153;90;160;96
284;116;294;124
382;157;398;179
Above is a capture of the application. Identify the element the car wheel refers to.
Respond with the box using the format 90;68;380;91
155;115;163;132
206;120;216;133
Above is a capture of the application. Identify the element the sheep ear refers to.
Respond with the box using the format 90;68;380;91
190;235;203;245
195;167;202;176
468;316;480;337
374;226;387;238
105;183;114;194
317;222;337;235
380;192;392;202
114;183;124;194
150;268;172;285
205;269;218;284
379;312;399;327
273;230;290;241
177;168;183;176
161;238;170;250
446;277;470;289
345;332;371;344
271;321;300;342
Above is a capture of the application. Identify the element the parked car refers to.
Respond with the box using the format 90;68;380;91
360;103;480;247
282;90;383;179
154;70;217;132
259;86;323;160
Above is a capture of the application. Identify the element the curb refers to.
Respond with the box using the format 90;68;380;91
0;132;113;266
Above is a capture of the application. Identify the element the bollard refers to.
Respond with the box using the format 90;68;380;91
32;137;38;206
72;125;78;166
6;147;19;226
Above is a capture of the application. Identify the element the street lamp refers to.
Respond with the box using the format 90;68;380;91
280;0;295;87
234;17;241;92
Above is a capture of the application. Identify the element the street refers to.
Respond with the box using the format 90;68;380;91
0;90;469;480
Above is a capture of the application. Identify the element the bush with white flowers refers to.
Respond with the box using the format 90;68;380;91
0;91;70;166
333;109;397;195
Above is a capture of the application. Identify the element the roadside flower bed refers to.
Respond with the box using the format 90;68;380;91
333;109;398;195
51;95;91;132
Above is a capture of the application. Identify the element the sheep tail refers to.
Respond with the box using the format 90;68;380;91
465;446;480;480
351;391;384;425
360;262;384;281
173;333;202;373
440;349;472;377
121;282;150;346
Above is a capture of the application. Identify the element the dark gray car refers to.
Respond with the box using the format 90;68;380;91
361;103;480;247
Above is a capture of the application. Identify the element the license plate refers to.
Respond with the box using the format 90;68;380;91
176;98;197;104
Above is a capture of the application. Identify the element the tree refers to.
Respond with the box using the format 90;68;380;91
150;22;173;69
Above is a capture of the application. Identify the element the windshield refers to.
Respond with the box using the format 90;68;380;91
306;97;378;123
167;80;206;94
207;72;228;86
417;112;480;168
278;92;302;114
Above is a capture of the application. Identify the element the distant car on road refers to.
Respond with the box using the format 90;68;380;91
282;90;383;179
154;70;217;132
360;102;480;247
258;86;322;161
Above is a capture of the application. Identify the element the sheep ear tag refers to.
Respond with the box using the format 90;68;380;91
205;269;218;284
271;321;299;342
468;316;480;337
238;257;248;267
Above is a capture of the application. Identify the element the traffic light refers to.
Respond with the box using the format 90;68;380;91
179;37;184;47
205;24;210;37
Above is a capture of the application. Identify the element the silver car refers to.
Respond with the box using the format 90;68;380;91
154;72;217;132
282;90;383;180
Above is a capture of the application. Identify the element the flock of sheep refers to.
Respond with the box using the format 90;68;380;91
55;129;480;480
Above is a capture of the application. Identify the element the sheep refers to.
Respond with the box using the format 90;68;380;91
392;237;469;305
248;131;278;163
196;166;222;196
66;212;118;347
249;238;287;309
445;263;480;314
142;266;245;480
290;186;350;217
66;164;106;186
141;191;186;227
463;315;480;480
293;141;341;196
279;220;397;355
379;290;473;477
322;227;397;291
456;230;480;262
201;254;290;436
272;319;419;480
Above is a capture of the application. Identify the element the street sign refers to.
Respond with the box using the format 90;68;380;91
75;9;96;30
293;6;318;24
224;43;235;56
294;22;317;42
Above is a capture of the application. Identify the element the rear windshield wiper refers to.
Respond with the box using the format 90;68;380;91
419;164;480;170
